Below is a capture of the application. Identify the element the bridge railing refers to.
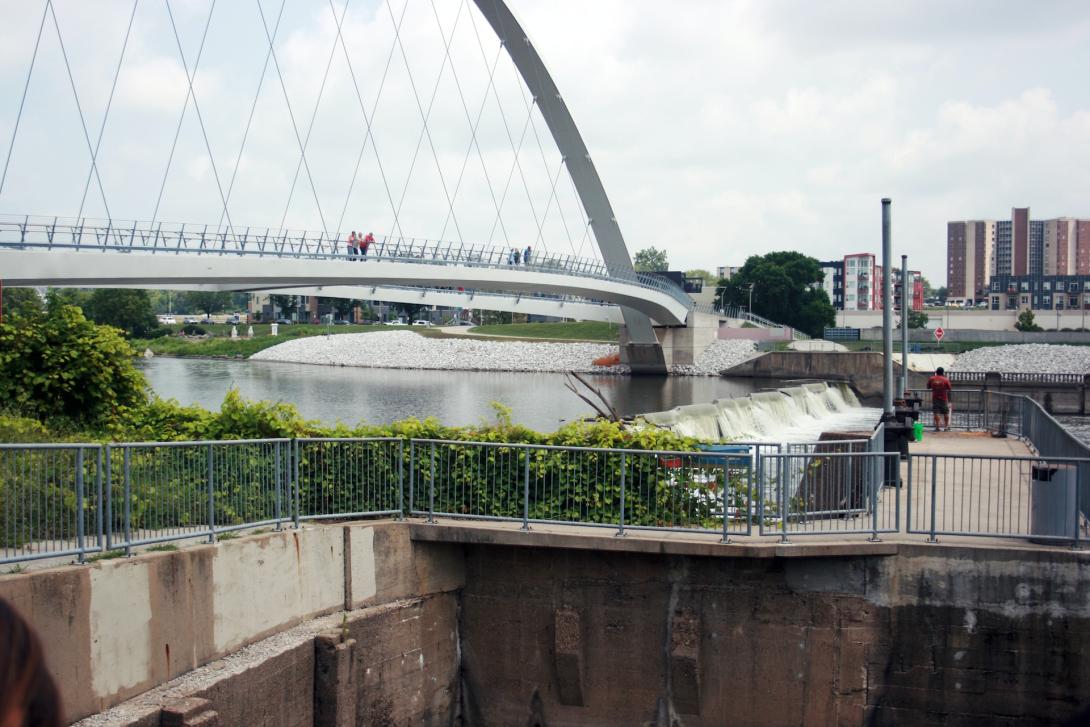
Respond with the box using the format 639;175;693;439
693;302;809;339
0;215;694;311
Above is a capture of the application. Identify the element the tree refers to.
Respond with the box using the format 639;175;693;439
85;289;160;338
907;309;929;329
0;305;148;425
633;247;669;272
684;269;717;285
269;295;299;318
713;252;835;337
1015;309;1042;332
1;287;44;321
183;291;233;317
45;288;91;314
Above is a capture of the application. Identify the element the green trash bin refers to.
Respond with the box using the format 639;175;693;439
913;421;924;442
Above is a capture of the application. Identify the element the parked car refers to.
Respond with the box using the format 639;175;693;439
457;320;475;326
333;319;351;326
158;315;177;325
383;319;405;326
412;320;432;327
183;316;199;324
226;313;241;324
274;318;293;325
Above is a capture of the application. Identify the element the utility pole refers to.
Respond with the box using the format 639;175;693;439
900;255;909;398
881;199;893;418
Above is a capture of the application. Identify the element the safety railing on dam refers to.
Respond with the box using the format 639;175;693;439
1;397;1086;564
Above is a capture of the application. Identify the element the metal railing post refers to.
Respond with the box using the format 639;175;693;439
616;453;626;537
293;439;301;528
1074;464;1083;551
427;443;436;524
274;441;282;531
522;448;532;532
397;440;405;521
779;456;789;544
905;454;913;535
408;440;415;516
76;448;86;563
720;454;730;544
105;444;113;549
95;447;104;555
928;456;939;543
207;444;216;543
123;448;132;556
867;454;881;542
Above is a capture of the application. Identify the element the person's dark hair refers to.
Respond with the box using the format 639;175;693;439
936;366;945;375
0;598;63;727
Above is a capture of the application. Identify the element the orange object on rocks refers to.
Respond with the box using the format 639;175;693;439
592;353;621;367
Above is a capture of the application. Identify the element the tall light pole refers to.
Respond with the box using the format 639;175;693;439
747;283;755;314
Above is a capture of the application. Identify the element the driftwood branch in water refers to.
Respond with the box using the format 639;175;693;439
564;372;620;421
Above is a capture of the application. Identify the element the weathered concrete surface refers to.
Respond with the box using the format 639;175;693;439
455;539;1090;726
0;522;464;723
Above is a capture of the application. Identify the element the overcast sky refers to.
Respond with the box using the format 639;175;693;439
2;0;1090;284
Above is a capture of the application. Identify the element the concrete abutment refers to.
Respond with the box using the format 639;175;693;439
2;522;1089;726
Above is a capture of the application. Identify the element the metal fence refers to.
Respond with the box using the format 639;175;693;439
907;454;1086;545
3;405;1088;565
1;443;102;564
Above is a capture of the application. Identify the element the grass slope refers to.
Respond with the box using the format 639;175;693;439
132;324;402;358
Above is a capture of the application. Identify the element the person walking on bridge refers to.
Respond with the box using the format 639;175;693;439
927;366;953;431
524;245;532;265
347;231;358;259
362;232;374;258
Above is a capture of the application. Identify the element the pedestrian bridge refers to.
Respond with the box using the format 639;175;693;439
0;217;692;326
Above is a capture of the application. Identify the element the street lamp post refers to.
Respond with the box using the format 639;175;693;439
747;283;755;314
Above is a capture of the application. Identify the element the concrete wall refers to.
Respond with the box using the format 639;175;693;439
839;308;1090;332
456;540;1090;726
0;522;464;724
857;327;1090;344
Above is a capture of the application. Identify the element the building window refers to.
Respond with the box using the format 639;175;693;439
1043;281;1051;291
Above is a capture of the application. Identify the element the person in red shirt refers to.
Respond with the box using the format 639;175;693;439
927;366;953;431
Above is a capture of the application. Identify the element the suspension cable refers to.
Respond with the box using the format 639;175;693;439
255;0;330;237
277;0;352;233
332;0;406;239
385;0;464;244
217;0;288;231
436;1;507;245
77;0;139;222
49;0;113;218
151;0;217;226
162;0;237;236
0;2;49;203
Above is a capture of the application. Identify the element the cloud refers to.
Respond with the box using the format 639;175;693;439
2;0;1090;286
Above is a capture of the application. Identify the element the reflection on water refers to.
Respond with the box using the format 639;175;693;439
139;357;773;431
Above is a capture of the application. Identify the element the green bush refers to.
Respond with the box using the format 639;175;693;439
0;306;147;427
179;324;208;336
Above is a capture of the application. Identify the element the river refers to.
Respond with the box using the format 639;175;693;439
139;357;773;431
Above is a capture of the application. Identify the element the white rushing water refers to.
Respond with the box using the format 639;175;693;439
639;382;880;444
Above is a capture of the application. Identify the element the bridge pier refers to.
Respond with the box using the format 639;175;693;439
620;312;720;374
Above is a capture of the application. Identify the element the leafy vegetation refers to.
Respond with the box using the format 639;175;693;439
0;305;147;426
714;251;836;337
131;323;390;357
1015;309;1043;332
85;289;161;338
907;309;929;329
633;246;669;272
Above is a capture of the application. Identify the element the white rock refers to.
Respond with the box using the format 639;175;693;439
948;344;1090;375
249;331;760;377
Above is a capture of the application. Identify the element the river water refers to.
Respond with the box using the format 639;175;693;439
139;357;774;431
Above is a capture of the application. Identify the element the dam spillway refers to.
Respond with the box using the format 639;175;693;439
639;382;881;443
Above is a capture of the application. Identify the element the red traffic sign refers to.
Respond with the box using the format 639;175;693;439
934;326;945;342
